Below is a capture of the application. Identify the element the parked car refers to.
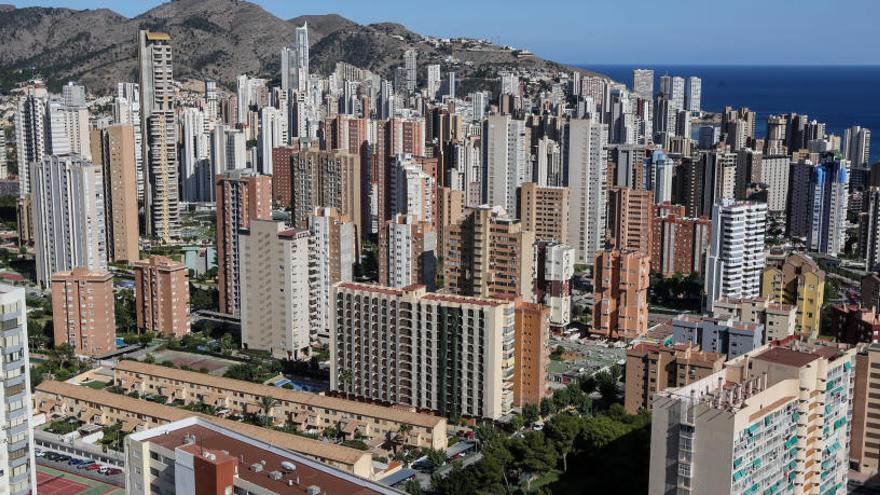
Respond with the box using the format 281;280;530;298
68;458;86;466
35;450;45;457
77;462;97;470
105;468;122;475
85;464;102;471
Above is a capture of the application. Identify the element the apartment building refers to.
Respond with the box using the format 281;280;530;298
517;182;569;244
512;300;550;408
828;304;880;344
132;256;189;337
378;215;436;290
852;344;880;475
114;360;446;450
50;268;116;357
442;206;535;301
624;343;725;414
704;199;767;312
307;207;355;343
711;297;797;343
762;253;825;337
287;149;362;238
0;285;36;495
125;418;398;495
33;381;373;477
649;338;856;495
606;186;653;256
215;169;272;316
592;248;651;340
651;202;711;277
533;242;575;328
90;124;139;262
671;314;763;359
331;283;516;419
240;220;310;359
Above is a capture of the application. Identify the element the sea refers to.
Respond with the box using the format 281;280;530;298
576;64;880;162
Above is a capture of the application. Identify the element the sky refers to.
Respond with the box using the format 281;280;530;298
10;0;880;65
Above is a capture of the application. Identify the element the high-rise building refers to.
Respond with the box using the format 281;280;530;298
828;304;880;344
0;284;37;495
482;115;529;214
240;220;310;360
307;207;355;344
331;283;516;419
632;69;654;100
14;86;47;197
51;268;116;357
649;338;856;495
669;76;686;110
852;344;880;476
565;118;608;264
138;30;180;240
651;203;711;277
178;107;212;203
843;125;871;168
280;22;309;92
403;49;418;94
704;200;767;312
686;76;701;113
606;187;653;256
378;214;436;290
286;149;361;237
534;242;575;328
114;82;145;200
624;342;724;414
426;64;441;100
592;248;651;340
90;125;140;262
762;253;825;337
512;300;550;408
442;207;535;301
647;149;674;204
133;256;189;338
215;170;271;316
517;182;569;244
31;154;107;288
759;155;791;212
258;106;285;175
807;154;849;255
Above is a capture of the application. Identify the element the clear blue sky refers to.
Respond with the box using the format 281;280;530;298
10;0;880;65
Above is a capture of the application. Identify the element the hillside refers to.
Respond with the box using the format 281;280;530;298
0;0;601;95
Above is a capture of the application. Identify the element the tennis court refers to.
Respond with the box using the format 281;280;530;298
36;466;123;495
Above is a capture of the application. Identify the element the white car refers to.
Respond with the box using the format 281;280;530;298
35;450;45;457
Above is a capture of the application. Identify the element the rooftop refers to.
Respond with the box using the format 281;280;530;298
131;418;400;495
35;381;369;466
753;347;819;368
115;360;444;429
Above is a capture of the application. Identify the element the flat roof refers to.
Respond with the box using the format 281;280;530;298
115;361;444;429
753;347;819;368
35;381;369;465
136;419;400;495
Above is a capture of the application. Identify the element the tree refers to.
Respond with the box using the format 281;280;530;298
431;463;475;495
521;403;539;425
219;333;236;354
425;447;447;472
580;415;631;452
545;414;582;472
595;370;619;402
539;397;556;417
403;478;422;495
114;289;136;333
50;343;76;370
508;431;557;491
338;369;353;397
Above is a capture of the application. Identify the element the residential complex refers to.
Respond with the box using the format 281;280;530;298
132;256;189;337
592;248;650;339
761;253;825;337
50;268;116;357
704;200;767;312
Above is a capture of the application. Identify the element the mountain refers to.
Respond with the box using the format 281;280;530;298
0;0;600;95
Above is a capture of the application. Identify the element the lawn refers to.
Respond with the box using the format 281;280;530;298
83;381;108;390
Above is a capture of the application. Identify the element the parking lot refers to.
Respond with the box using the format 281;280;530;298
36;448;125;488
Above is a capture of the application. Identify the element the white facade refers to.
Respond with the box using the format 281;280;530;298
649;149;674;204
843;125;871;168
240;220;311;360
308;209;354;344
259;106;285;175
0;285;37;495
565;118;608;264
760;156;791;212
632;68;654;100
14;92;47;197
31;155;107;288
280;23;309;93
114;82;144;199
687;76;702;113
426;64;441;100
391;154;435;223
704;200;766;312
482;115;528;214
543;243;575;327
180;107;212;203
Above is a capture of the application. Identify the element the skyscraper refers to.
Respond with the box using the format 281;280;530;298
307;207;355;344
704;200;767;312
31;155;107;288
404;48;418;94
114;82;144;200
90;125;140;262
606;186;654;256
565;118;608;264
632;69;654;100
686;76;701;113
426;64;441;100
647;149;674;204
807;154;849;255
216;170;272;316
15;86;47;197
517;182;569;244
179;107;212;203
482;115;528;214
138;30;180;240
0;284;37;495
280;23;309;92
843;125;871;168
592;248;651;339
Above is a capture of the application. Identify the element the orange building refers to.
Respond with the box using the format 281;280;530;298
513;300;550;408
518;182;569;244
592;248;651;340
606;186;653;256
133;256;190;337
51;268;116;356
216;170;272;316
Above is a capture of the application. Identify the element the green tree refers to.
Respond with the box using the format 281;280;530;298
259;396;277;426
545;414;582;472
431;463;475;495
521;403;539;425
403;478;422;495
508;431;557;491
425;447;447;472
595;370;619;402
114;289;137;333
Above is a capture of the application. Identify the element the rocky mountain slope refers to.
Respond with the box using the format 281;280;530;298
0;0;598;95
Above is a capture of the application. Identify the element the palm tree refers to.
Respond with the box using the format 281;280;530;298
259;396;277;426
338;369;353;398
390;424;412;453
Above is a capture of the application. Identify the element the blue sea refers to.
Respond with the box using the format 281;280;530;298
577;65;880;162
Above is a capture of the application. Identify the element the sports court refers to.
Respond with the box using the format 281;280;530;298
36;466;123;495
